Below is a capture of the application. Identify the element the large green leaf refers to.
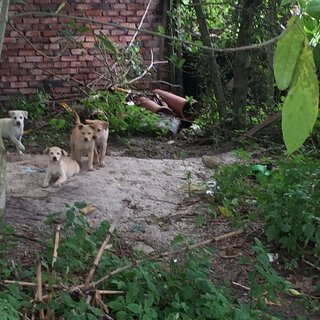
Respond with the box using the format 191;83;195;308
306;0;320;19
96;32;117;54
282;38;319;154
274;17;305;90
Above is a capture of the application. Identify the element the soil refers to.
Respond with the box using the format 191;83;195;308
3;134;320;318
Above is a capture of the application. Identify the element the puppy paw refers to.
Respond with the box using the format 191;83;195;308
88;166;94;171
99;162;106;167
53;182;61;187
42;183;49;188
18;151;24;156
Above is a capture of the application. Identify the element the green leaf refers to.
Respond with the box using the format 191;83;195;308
282;38;319;154
281;0;293;6
274;17;305;90
195;215;205;227
306;0;320;19
127;303;142;314
157;25;165;34
56;2;65;13
303;223;315;240
96;32;117;54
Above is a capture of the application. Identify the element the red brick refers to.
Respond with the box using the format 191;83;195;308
127;17;143;23
20;63;34;69
104;10;119;17
9;57;25;63
26;31;41;37
43;44;60;50
71;49;86;55
76;4;92;10
35;75;48;81
120;10;134;16
0;69;10;76
19;75;34;82
71;61;86;67
26;56;43;62
11;82;28;88
119;36;133;42
110;17;126;23
61;56;78;62
19;50;35;56
54;87;71;93
61;68;78;74
82;42;95;49
113;4;126;9
53;62;69;68
78;55;94;61
42;30;57;37
23;18;40;24
10;69;27;76
30;69;44;75
111;29;125;36
2;76;18;82
19;88;36;94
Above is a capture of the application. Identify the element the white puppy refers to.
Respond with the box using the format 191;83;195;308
0;110;28;155
42;146;80;188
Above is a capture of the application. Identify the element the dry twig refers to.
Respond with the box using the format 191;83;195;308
52;224;61;268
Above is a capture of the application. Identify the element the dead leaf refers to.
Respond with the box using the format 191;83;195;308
80;204;96;215
218;206;231;217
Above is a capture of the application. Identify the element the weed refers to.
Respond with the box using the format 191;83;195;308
257;156;320;263
9;89;51;121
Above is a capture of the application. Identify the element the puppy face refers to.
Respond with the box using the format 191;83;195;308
9;110;28;127
77;124;95;142
85;120;109;139
44;147;68;162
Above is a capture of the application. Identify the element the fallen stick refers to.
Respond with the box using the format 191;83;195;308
52;224;61;268
36;258;45;320
84;224;116;289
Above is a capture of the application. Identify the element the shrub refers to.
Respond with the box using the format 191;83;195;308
257;157;320;263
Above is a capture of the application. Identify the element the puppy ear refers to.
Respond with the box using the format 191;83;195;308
61;149;68;156
43;148;50;155
89;125;96;130
23;111;28;119
84;119;94;124
78;124;83;130
102;121;109;130
8;111;14;118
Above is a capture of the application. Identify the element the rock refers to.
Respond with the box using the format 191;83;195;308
133;242;155;255
202;155;221;169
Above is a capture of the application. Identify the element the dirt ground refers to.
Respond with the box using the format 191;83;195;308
3;135;319;318
4;137;237;250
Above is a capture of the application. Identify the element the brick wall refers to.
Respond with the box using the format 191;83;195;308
0;0;168;103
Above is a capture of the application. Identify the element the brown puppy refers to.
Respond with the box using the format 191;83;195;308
70;113;96;171
85;119;109;167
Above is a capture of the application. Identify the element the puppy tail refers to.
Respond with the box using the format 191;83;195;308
60;102;81;124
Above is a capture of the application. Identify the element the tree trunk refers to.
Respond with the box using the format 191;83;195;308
0;0;9;57
0;133;6;218
232;0;262;129
192;0;226;120
265;0;277;109
0;1;8;216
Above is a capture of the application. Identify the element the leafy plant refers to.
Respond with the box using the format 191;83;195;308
8;89;51;121
2;202;313;319
257;156;320;263
80;91;168;135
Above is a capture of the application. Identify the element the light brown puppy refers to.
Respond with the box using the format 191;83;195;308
85;119;109;167
42;146;80;188
70;113;96;171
